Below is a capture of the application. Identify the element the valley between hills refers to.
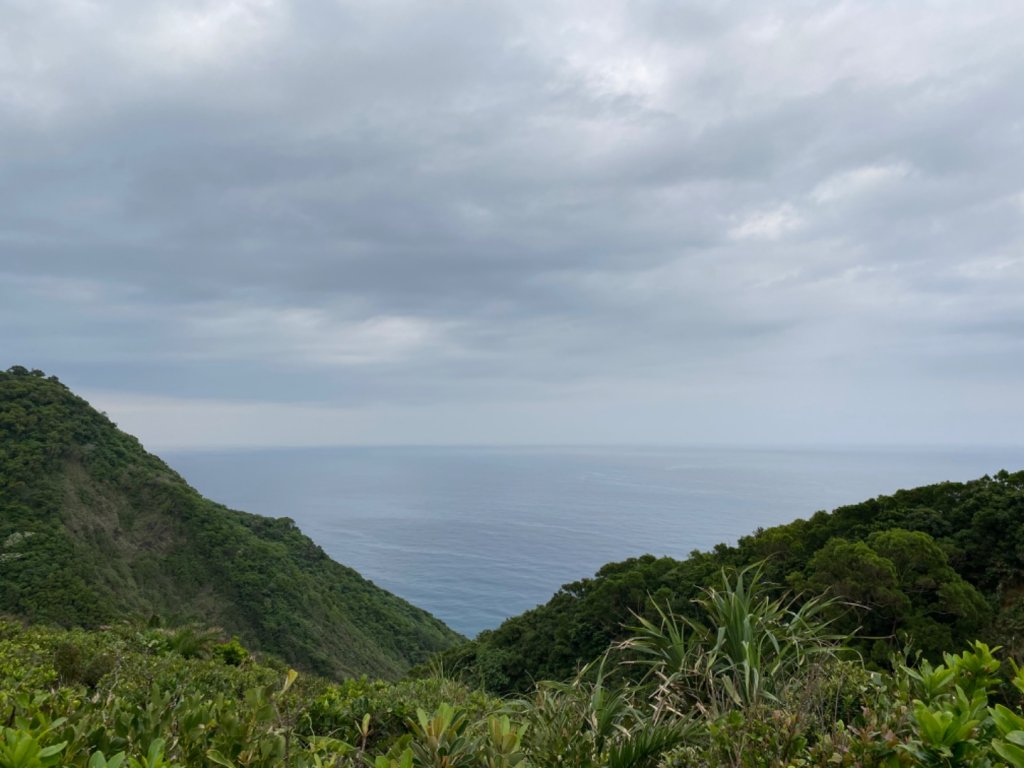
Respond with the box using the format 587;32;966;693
3;365;1024;767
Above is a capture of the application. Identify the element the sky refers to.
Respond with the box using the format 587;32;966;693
2;0;1023;449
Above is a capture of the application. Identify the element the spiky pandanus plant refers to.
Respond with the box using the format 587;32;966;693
513;656;700;768
620;564;846;716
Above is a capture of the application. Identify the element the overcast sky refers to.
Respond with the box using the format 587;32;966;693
2;0;1023;449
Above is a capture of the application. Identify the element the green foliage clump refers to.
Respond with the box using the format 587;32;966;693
802;529;989;664
215;637;250;667
306;675;496;754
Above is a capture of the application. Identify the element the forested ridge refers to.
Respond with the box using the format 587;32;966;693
0;366;461;680
439;469;1024;694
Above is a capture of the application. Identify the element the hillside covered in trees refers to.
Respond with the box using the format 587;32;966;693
0;366;462;679
440;469;1024;694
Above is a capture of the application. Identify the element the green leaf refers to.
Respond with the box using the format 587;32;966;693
37;741;67;759
994;739;1024;768
206;748;236;768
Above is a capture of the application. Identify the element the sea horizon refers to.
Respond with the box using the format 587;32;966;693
165;444;1024;637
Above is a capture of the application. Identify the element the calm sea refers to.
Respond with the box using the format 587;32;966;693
163;445;1024;638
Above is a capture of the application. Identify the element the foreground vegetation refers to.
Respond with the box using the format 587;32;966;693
5;567;1024;767
0;367;461;679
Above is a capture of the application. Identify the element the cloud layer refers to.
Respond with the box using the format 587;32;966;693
3;0;1023;447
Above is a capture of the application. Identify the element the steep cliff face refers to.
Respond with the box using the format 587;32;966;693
0;367;462;679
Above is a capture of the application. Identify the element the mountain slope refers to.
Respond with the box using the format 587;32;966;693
0;366;462;679
441;468;1024;693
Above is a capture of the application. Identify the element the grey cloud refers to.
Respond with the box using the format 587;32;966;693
2;0;1024;444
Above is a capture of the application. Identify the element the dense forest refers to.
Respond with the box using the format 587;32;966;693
0;366;461;679
3;365;1024;766
440;470;1024;694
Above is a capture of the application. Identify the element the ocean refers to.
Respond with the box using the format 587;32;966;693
162;445;1024;638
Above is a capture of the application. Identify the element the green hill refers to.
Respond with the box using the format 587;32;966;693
0;366;462;679
442;468;1024;693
